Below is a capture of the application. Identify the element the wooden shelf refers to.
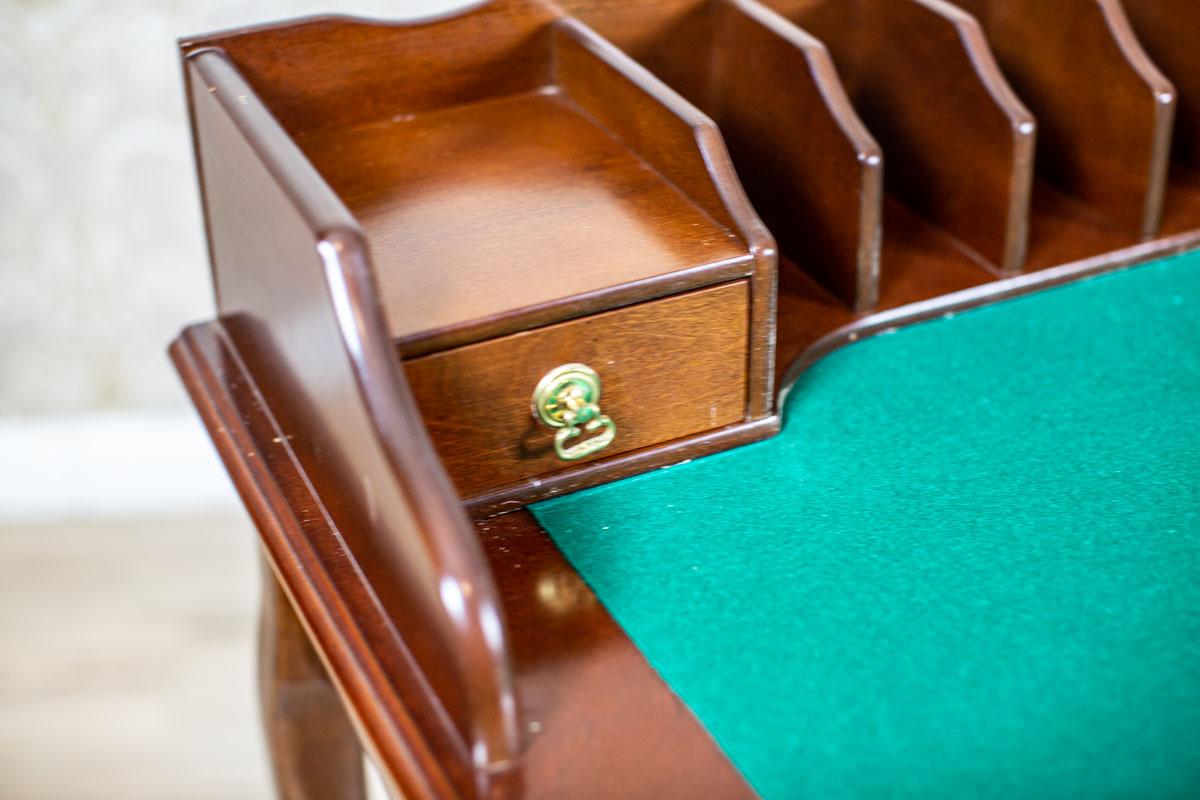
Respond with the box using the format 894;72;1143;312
297;89;748;354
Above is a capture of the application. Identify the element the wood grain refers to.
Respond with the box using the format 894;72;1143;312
404;282;749;499
173;322;759;799
569;0;884;311
1120;1;1200;237
184;49;518;793
173;3;1200;798
951;0;1176;239
194;8;778;420
296;89;750;356
766;0;1035;273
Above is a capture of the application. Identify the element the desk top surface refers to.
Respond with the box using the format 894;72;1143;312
533;249;1200;798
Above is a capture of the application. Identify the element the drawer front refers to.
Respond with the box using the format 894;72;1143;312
404;282;749;498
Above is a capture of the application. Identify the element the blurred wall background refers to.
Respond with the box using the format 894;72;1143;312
0;1;474;797
1;0;475;417
0;0;479;521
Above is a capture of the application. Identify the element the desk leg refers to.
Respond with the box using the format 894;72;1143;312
259;559;367;800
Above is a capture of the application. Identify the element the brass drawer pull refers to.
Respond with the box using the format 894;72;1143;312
532;363;617;461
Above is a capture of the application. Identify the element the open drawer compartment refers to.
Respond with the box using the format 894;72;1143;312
182;5;778;512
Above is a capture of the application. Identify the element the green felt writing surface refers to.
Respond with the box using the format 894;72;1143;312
531;251;1200;799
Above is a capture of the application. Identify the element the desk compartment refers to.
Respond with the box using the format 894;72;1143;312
404;282;749;499
184;6;780;507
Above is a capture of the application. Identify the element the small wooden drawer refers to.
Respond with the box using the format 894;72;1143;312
404;282;749;498
184;11;778;510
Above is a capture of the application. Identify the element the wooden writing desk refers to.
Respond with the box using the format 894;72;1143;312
172;1;1200;796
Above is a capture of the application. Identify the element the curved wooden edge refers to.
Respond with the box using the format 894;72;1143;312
1122;0;1200;170
772;0;1034;273
467;415;781;518
558;0;881;312
721;0;884;313
170;324;456;800
326;233;522;780
778;230;1200;399
550;16;779;416
1095;0;1176;239
185;49;520;781
954;0;1175;239
923;0;1036;273
175;319;763;798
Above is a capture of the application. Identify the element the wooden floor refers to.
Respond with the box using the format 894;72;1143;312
0;516;273;799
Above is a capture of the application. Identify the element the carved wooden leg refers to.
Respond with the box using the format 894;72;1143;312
259;558;367;800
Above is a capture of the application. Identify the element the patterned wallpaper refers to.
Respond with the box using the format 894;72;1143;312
0;0;476;415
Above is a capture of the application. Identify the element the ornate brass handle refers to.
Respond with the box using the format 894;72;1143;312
531;363;617;461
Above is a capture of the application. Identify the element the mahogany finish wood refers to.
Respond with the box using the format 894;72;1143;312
172;2;1200;798
187;9;779;502
406;282;749;499
1120;1;1200;237
568;0;883;311
184;48;517;791
765;0;1034;274
951;0;1175;240
296;91;748;354
173;232;1200;800
550;18;778;418
259;558;367;800
173;322;756;800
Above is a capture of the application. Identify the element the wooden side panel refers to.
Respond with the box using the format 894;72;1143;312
405;282;750;499
951;0;1175;238
186;51;518;792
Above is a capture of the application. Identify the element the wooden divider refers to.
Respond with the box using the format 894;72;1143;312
763;0;1035;275
565;0;883;311
951;0;1176;241
1121;0;1200;235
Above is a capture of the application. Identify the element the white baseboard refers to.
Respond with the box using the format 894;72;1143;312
0;409;241;522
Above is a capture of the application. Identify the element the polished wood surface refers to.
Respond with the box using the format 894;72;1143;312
260;559;366;800
182;4;558;134
406;282;749;500
1121;0;1200;237
570;0;883;311
191;9;779;488
770;0;1035;274
173;322;756;800
478;509;758;799
551;17;779;419
952;0;1175;239
172;2;1200;798
184;49;518;794
295;84;748;355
